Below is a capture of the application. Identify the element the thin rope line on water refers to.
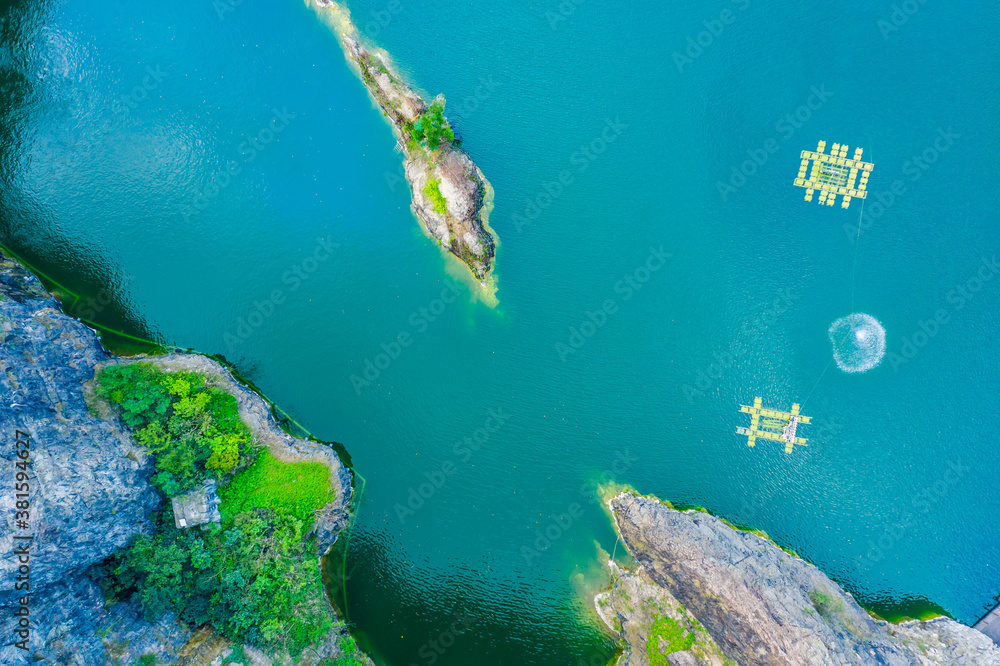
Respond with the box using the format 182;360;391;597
850;196;864;312
2;243;170;349
805;144;873;402
849;144;872;312
335;470;366;621
801;357;835;410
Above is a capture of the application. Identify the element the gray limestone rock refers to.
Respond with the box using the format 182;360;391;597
610;493;1000;666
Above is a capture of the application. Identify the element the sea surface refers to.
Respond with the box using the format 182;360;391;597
2;0;999;663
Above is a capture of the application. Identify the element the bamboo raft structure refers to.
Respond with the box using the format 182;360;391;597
794;141;874;209
736;397;811;454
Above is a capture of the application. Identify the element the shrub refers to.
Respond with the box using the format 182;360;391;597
96;363;173;427
97;364;251;494
207;433;243;472
102;508;333;657
423;178;448;216
808;588;845;620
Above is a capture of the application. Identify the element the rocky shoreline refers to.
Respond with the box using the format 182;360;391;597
600;491;1000;666
0;251;367;665
315;0;497;286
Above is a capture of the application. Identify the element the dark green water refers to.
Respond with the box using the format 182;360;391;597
2;0;999;663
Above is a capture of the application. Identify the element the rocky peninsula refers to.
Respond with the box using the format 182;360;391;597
315;0;497;286
0;251;369;665
600;491;1000;665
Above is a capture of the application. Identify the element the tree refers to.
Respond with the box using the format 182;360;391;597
412;95;455;150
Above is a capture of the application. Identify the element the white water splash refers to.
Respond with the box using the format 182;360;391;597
829;313;886;373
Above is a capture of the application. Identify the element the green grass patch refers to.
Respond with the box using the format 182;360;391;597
423;177;448;216
809;588;846;621
219;449;334;524
646;615;695;665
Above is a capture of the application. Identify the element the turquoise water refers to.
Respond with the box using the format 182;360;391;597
2;0;1000;662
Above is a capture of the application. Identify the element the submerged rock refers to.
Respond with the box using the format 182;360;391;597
605;493;1000;665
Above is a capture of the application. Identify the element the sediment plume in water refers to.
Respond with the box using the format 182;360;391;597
829;312;886;373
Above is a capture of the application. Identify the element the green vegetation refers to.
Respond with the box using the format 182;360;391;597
320;635;367;666
400;120;422;153
423;177;448;216
138;655;156;666
412;95;454;150
219;449;334;524
95;363;343;659
96;363;251;496
809;588;846;621
223;644;247;664
646;615;695;665
100;507;332;657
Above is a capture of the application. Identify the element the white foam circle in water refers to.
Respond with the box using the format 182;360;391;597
829;313;886;373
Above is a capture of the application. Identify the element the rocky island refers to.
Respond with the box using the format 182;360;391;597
315;0;497;287
0;251;370;665
599;491;1000;665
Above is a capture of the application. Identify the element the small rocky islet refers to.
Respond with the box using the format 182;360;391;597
316;0;497;288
